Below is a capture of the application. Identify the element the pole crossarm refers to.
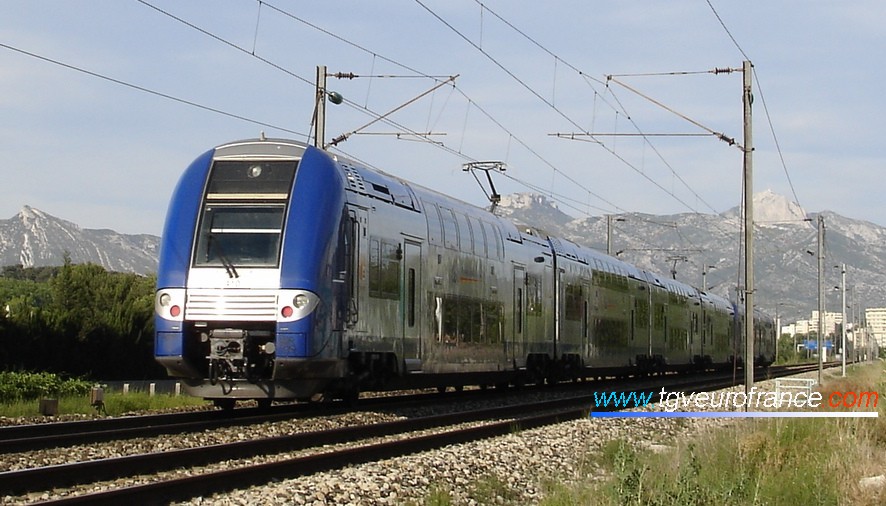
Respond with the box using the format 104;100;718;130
328;75;458;147
605;75;742;150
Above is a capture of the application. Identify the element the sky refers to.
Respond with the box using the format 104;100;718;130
1;1;884;236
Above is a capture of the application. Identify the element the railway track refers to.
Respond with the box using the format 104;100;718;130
0;365;765;452
0;383;599;453
0;392;414;453
1;364;827;504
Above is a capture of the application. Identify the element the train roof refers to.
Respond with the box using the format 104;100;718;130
213;138;742;308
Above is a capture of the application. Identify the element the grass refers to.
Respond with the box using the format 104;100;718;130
540;361;886;506
0;390;209;418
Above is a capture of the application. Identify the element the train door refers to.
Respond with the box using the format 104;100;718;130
402;240;422;371
699;299;711;360
348;208;369;335
512;265;526;366
582;280;591;362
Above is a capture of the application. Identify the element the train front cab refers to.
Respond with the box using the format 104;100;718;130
155;140;349;402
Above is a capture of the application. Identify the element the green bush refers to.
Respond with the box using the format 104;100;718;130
0;371;92;403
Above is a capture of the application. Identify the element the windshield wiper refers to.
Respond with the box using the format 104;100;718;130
208;233;239;279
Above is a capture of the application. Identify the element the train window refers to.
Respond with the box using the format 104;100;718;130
205;160;297;197
482;221;502;259
564;284;583;321
440;207;459;250
193;204;285;267
407;268;416;327
455;213;472;254
515;287;523;333
438;296;503;344
635;298;649;331
469;216;487;257
424;201;443;246
369;237;400;300
653;303;665;331
527;276;542;315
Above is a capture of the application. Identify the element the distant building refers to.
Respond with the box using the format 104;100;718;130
866;308;886;348
782;311;842;338
811;311;843;338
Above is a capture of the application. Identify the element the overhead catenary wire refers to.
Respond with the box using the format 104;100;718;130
469;0;728;219
704;0;809;229
136;0;622;218
0;42;306;138
8;1;766;261
447;2;752;263
254;0;631;217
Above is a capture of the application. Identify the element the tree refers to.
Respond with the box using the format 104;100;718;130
0;261;161;379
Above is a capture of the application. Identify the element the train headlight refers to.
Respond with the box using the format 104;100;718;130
155;289;185;322
277;290;319;322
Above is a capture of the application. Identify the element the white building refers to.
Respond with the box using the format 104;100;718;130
780;312;844;340
866;307;886;348
811;311;843;338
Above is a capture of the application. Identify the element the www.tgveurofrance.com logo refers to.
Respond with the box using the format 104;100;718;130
589;387;880;418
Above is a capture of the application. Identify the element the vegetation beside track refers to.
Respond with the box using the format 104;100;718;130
540;361;885;506
0;371;207;418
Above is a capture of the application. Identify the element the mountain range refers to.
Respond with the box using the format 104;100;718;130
499;190;886;322
0;206;158;275
2;191;884;321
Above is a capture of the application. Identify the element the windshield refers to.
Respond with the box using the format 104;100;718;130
194;205;286;267
192;160;297;268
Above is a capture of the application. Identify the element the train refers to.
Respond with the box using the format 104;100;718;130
154;137;776;407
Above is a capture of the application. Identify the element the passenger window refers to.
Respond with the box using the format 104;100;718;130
424;201;443;246
439;207;459;250
455;213;472;254
469;217;487;257
369;237;400;299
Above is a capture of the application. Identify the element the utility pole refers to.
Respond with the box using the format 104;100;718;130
840;263;846;377
742;60;755;400
818;213;824;385
314;65;327;148
775;303;782;364
606;215;625;256
702;265;715;292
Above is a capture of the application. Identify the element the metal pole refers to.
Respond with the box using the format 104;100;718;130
817;215;825;384
775;304;781;364
606;215;613;256
314;65;327;148
841;263;846;376
702;265;715;292
742;60;755;400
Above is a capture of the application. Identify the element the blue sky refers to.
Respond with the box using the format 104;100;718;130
1;1;883;235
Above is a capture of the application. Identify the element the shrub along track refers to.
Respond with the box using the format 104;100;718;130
0;364;826;505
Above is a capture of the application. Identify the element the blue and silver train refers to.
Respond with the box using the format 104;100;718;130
154;138;775;405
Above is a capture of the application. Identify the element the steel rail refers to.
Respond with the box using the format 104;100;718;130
4;364;826;503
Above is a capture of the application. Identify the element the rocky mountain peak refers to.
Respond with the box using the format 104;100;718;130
0;206;158;274
495;192;573;232
720;190;807;225
754;189;807;224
